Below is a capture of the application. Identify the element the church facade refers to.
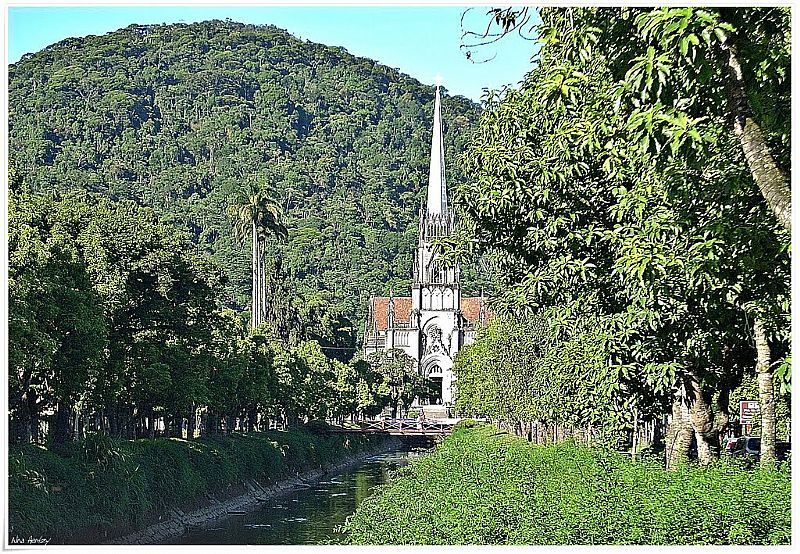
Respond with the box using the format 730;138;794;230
363;84;488;406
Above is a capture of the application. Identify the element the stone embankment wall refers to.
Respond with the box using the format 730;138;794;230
106;436;401;545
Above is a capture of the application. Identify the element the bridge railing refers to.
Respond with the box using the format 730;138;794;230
326;419;455;434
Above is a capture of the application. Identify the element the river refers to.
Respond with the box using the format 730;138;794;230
170;444;425;545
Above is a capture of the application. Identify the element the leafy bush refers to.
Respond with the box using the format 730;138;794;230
345;425;790;545
303;420;332;433
453;419;480;430
9;430;383;543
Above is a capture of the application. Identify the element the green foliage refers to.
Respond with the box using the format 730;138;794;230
455;315;622;440
775;356;791;394
344;425;791;545
8;187;407;445
8;430;384;542
365;349;429;418
9;187;220;441
452;418;480;430
450;6;790;462
8;20;488;345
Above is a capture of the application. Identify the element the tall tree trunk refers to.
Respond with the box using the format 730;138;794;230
725;41;791;231
148;407;156;440
666;394;693;469
251;220;259;329
247;406;257;433
172;412;182;438
200;409;208;437
206;410;217;436
109;406;119;437
74;410;83;441
754;318;776;466
631;407;639;463
713;384;731;446
188;403;197;439
684;369;719;465
259;240;266;327
52;402;72;450
22;389;39;444
127;407;136;440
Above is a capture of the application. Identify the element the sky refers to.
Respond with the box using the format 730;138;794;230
6;5;540;102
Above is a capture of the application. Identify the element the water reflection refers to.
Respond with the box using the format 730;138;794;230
172;447;424;545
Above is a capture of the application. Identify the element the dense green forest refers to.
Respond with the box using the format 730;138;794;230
8;19;484;446
8;19;490;356
9;185;429;445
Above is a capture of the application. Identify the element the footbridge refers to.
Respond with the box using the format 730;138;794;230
327;418;459;436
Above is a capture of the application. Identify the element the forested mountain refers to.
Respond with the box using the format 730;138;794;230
8;19;487;354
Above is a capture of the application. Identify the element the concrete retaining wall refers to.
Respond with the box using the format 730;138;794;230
105;436;402;545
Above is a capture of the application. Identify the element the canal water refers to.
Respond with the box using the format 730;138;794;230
171;445;425;545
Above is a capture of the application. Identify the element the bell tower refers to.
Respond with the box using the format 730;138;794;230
410;82;461;406
411;83;461;310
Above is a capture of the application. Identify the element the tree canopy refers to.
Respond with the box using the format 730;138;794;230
9;19;493;353
451;6;790;467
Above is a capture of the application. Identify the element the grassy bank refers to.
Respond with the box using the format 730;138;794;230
9;428;385;542
345;423;790;545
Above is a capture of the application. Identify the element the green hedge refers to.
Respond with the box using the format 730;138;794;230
9;429;383;542
345;425;790;545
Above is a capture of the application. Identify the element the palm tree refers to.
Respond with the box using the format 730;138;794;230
228;182;288;329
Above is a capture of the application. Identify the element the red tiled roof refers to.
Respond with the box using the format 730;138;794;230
371;297;412;331
370;295;490;330
460;297;484;323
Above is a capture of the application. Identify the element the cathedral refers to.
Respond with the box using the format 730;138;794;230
363;84;488;408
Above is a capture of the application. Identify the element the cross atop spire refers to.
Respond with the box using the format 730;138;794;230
426;81;447;215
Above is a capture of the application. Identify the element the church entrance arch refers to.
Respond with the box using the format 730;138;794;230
425;377;443;405
420;356;445;405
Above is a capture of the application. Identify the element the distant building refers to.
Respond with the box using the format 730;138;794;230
363;84;488;406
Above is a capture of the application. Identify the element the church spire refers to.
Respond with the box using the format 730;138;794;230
426;80;447;215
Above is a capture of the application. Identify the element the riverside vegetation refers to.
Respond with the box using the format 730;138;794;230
344;423;791;545
444;6;790;469
9;426;385;542
8;21;457;543
7;19;467;544
6;6;792;547
347;8;791;545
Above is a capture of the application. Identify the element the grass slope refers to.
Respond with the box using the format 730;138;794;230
9;429;383;542
345;423;790;545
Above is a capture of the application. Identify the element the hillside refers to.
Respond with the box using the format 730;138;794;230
8;19;489;355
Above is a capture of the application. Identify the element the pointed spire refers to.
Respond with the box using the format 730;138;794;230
426;82;447;215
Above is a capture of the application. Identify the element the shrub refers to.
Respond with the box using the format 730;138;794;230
304;420;332;433
344;425;791;545
452;419;480;430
